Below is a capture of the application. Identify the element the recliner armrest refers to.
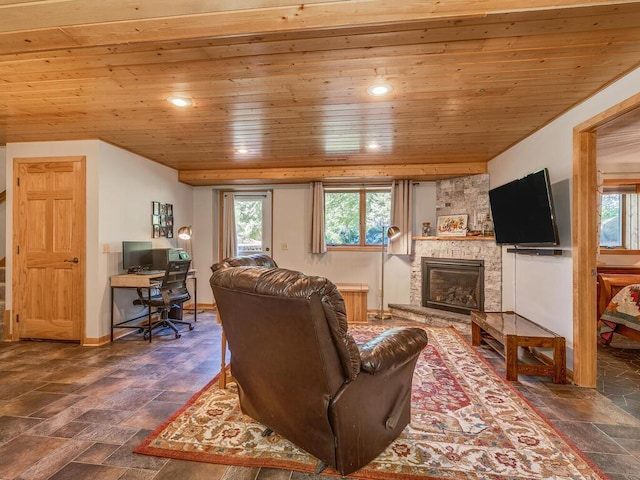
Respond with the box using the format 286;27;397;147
359;327;428;374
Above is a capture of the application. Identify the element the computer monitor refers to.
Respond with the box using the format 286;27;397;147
122;241;153;273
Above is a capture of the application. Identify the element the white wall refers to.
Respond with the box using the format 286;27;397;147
5;140;101;341
193;182;437;309
96;142;193;340
488;65;640;362
190;187;218;306
5;140;193;342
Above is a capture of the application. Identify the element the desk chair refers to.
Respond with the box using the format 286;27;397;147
137;260;194;339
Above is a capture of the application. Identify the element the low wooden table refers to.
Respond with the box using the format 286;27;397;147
471;310;567;384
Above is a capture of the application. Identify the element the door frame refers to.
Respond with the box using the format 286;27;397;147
573;92;640;386
218;189;274;259
12;156;86;342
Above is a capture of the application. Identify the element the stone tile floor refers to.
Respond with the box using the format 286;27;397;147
1;312;640;479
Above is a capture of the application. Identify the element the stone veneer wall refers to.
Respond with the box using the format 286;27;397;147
411;239;502;312
437;173;491;231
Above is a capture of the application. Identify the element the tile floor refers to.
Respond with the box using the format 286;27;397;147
1;312;640;480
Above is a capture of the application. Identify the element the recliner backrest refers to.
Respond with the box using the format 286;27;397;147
211;266;360;382
210;253;277;273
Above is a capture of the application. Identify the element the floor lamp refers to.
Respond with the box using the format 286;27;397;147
375;225;401;320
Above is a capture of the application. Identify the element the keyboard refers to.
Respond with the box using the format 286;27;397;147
135;270;165;275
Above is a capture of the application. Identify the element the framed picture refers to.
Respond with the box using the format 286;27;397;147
436;214;468;237
151;201;174;238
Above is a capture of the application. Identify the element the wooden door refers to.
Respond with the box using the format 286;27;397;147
13;157;86;341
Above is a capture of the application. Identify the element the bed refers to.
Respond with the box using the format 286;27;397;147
598;273;640;345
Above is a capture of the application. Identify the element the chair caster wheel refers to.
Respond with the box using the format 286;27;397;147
143;333;149;340
189;325;194;331
175;333;181;339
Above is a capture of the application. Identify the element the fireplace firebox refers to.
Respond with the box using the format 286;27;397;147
422;258;484;315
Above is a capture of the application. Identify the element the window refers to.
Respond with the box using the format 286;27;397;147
599;189;639;251
222;191;272;257
600;193;623;247
324;187;391;248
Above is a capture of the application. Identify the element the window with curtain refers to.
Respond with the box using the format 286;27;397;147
324;186;391;248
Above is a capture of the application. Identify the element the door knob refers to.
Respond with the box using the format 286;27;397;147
65;257;79;263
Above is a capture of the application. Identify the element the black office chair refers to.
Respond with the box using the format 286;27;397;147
137;260;194;339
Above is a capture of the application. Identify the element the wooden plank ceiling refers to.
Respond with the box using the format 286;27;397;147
1;0;640;185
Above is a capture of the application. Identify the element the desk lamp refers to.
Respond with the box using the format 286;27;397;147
178;226;192;240
177;226;193;261
375;225;401;320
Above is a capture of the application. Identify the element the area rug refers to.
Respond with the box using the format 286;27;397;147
135;324;607;480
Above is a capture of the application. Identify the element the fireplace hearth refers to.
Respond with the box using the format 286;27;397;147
422;257;484;315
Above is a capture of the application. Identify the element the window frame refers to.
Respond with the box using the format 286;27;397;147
324;185;391;251
599;180;640;255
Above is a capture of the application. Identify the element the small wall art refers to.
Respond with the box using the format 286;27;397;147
436;214;468;237
152;201;174;238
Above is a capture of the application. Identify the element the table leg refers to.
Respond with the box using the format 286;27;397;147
471;321;482;346
505;335;518;381
110;286;114;342
147;287;152;343
553;337;567;384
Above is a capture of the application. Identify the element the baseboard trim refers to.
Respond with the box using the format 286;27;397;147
188;303;215;310
82;335;111;347
3;309;10;342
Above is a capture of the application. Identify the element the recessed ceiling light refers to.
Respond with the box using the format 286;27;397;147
235;147;250;154
166;95;193;107
366;83;393;96
366;142;381;150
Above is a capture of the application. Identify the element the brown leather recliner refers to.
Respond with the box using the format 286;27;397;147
210;253;278;273
210;265;428;476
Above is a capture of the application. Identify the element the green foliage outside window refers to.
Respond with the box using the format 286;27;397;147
235;198;263;247
600;193;622;247
324;189;391;246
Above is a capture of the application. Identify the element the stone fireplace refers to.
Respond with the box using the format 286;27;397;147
410;238;501;313
422;257;484;314
392;173;502;327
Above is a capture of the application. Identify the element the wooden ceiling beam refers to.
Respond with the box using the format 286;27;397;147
178;162;487;186
2;1;640;55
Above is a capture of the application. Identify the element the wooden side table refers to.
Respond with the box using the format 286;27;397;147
336;283;369;323
471;310;567;384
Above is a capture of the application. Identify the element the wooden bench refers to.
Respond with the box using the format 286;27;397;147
471;310;567;384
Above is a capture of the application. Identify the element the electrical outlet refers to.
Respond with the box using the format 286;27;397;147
281;242;288;250
102;243;110;253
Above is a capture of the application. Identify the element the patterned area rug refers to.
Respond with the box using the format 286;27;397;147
135;325;607;479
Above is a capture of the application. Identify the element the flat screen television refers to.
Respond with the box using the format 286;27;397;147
488;168;560;246
122;241;153;273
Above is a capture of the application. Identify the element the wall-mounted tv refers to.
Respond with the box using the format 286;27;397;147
489;168;560;246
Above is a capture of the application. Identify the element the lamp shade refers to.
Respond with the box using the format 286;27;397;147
387;225;401;241
177;226;192;240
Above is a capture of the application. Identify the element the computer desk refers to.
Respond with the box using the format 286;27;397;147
110;269;197;342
